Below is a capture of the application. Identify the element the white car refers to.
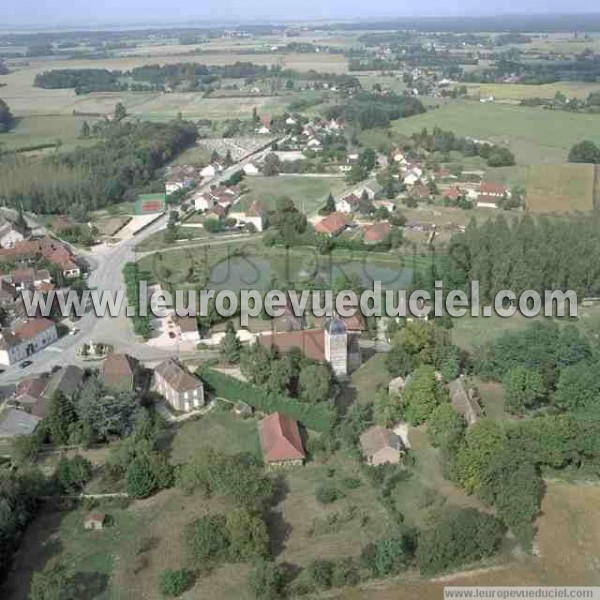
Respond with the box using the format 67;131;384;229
69;328;80;336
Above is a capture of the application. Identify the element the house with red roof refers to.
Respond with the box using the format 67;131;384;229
0;318;58;365
259;412;305;466
363;222;391;244
480;181;508;197
314;212;349;237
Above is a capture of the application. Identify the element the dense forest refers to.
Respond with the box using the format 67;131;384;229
0;119;197;214
0;99;14;133
440;216;600;300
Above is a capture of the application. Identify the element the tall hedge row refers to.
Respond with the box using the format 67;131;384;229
198;367;334;432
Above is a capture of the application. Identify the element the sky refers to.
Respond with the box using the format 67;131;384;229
1;0;597;28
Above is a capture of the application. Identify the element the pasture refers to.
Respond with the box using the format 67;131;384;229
525;163;596;213
240;174;347;214
392;101;600;164
465;81;600;102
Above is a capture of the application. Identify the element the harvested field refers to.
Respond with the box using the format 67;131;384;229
526;163;595;214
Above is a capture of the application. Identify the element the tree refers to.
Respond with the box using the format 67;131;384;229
240;344;273;386
321;193;336;215
220;321;241;364
30;561;76;600
307;558;334;589
373;389;401;427
416;508;501;576
158;569;195;597
427;403;465;454
403;366;441;425
114;102;127;122
315;483;342;504
568;140;600;164
385;344;417;377
225;508;270;561
247;560;285;600
503;366;546;414
553;361;600;414
299;364;332;403
440;348;460;381
262;153;281;176
80;120;90;139
126;457;157;498
185;514;229;566
360;536;412;576
56;455;93;494
12;433;42;463
46;391;77;445
0;98;14;133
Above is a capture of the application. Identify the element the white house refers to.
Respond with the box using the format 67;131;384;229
403;172;421;187
193;192;215;212
393;152;408;165
243;163;260;176
256;125;270;134
335;194;360;214
306;138;322;149
285;117;297;125
200;163;223;179
229;201;267;232
0;318;58;366
165;177;194;196
0;223;27;249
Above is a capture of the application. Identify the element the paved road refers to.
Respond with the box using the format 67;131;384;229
0;140;283;385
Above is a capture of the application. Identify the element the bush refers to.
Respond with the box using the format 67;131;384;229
158;568;195;597
315;483;343;505
248;560;286;600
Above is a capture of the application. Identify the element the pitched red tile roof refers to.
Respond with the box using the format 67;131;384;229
259;412;305;463
258;329;326;363
444;187;461;201
314;212;348;236
480;181;507;195
363;222;391;243
101;353;139;389
13;318;56;341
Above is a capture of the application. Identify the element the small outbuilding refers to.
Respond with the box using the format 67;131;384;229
360;425;405;466
83;512;106;531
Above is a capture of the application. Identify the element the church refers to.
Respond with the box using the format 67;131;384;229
256;316;363;377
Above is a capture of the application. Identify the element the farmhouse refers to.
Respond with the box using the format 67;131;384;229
154;358;205;412
480;181;508;198
259;412;305;467
229;201;267;232
101;353;140;392
84;513;106;531
363;222;391;244
314;212;349;237
360;425;405;466
0;318;58;366
449;377;482;426
0;408;41;439
193;192;214;212
335;194;360;214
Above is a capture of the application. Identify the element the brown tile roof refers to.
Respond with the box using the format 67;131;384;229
16;376;49;401
259;412;305;463
360;425;402;457
13;318;56;341
480;181;507;195
245;200;265;217
155;358;202;393
363;222;391;243
258;329;326;363
314;212;348;236
101;353;139;389
444;186;461;201
477;194;499;205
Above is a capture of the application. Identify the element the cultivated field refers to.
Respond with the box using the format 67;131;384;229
526;163;596;213
392;101;600;164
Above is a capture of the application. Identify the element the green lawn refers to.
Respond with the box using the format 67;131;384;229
0;115;97;153
348;353;390;406
391;101;600;164
169;410;261;463
241;175;347;215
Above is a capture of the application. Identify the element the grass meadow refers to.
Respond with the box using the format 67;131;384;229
392;101;600;164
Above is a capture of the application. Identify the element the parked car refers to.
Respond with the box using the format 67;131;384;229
168;332;176;339
19;360;33;369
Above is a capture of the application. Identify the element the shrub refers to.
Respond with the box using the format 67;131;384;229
315;483;342;505
158;568;195;597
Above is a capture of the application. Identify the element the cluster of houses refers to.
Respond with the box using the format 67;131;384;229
192;184;267;232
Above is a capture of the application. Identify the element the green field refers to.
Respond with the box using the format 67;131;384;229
465;81;600;102
241;175;347;214
525;163;596;213
391;101;600;164
0;115;97;153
